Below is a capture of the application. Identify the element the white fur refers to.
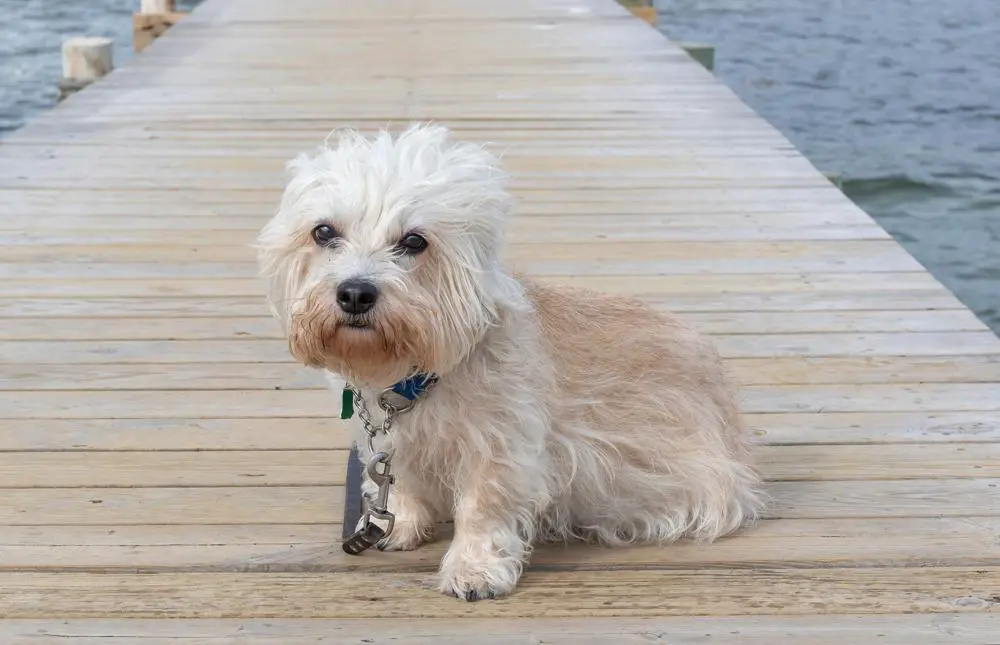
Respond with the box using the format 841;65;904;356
256;123;767;601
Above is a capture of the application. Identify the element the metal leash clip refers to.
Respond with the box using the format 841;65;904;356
342;451;395;555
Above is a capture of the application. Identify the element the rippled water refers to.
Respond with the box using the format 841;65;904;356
1;0;131;132
656;0;1000;333
2;0;997;332
0;0;199;132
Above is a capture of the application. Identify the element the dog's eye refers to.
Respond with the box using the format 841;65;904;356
311;224;339;247
398;233;428;255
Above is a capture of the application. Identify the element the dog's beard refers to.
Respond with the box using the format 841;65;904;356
288;285;436;387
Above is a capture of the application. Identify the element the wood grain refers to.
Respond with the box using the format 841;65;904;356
1;568;997;618
3;615;997;644
2;516;999;572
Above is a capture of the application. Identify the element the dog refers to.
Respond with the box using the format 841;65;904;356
255;123;766;601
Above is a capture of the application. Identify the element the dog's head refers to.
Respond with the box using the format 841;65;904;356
256;123;517;387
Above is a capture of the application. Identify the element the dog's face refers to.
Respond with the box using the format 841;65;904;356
256;124;515;387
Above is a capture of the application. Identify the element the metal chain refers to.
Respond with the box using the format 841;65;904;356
342;382;431;555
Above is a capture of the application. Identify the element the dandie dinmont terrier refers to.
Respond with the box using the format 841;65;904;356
256;123;765;601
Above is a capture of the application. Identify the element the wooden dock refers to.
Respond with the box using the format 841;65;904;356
1;0;999;641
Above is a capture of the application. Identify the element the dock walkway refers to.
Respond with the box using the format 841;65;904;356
1;0;998;641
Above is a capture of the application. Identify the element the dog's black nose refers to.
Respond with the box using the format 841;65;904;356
336;279;378;315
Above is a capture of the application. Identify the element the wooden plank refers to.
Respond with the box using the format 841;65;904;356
4;310;985;342
747;411;1000;444
0;418;344;451
715;332;1000;358
2;615;997;644
3;356;998;392
0;290;968;318
0;186;858;214
767;479;1000;518
730;356;1000;385
1;444;996;489
0;272;944;298
3;383;999;418
0;479;1000;525
0;568;996;618
0;479;995;526
0;451;345;488
0;487;345;525
5;333;998;367
741;383;1000;413
0;411;997;453
2;516;999;572
0;210;879;231
0;240;923;271
0;363;327;391
757;444;1000;480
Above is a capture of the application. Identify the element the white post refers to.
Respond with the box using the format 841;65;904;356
134;0;185;53
140;0;176;12
58;37;114;100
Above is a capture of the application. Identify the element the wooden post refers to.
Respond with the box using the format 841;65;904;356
141;0;175;11
134;0;187;53
57;37;114;100
823;171;844;190
617;0;657;25
679;42;716;72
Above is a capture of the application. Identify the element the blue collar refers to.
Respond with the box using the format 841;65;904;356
390;372;438;401
340;372;437;419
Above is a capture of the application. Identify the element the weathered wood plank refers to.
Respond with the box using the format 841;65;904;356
3;356;998;392
0;451;345;488
748;411;1000;444
2;411;997;452
5;333;998;367
0;310;987;342
0;568;996;618
0;272;945;298
0;487;345;525
0;479;995;526
2;615;997;645
0;242;920;272
0;290;968;318
2;517;999;572
2;383;998;418
1;444;996;489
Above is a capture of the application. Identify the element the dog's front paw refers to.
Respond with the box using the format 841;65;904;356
376;519;435;552
437;548;522;601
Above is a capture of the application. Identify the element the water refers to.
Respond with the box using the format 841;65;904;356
0;0;198;133
1;1;997;333
656;0;1000;334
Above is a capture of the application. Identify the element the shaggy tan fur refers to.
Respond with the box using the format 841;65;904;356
256;123;766;601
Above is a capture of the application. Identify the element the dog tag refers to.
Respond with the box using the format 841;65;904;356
342;521;385;555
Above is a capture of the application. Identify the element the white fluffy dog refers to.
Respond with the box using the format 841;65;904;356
256;123;765;601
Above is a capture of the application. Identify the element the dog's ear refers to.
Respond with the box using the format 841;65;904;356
254;218;309;331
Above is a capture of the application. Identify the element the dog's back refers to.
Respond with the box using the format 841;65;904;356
521;277;765;545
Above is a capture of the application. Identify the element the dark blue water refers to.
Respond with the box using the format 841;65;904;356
656;0;1000;334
